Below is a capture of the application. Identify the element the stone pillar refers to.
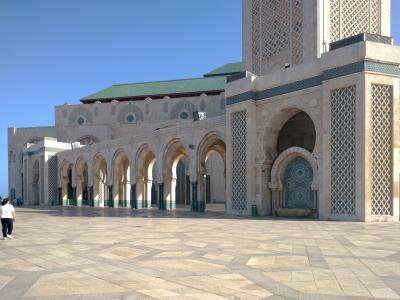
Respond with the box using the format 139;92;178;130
73;187;80;207
125;181;131;209
131;183;137;209
136;178;144;209
113;184;119;209
58;187;62;206
158;183;165;210
270;188;278;216
88;186;93;207
255;163;272;216
167;178;176;210
145;179;152;209
108;185;113;208
191;181;198;212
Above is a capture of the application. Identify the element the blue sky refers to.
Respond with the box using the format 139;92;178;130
0;0;399;196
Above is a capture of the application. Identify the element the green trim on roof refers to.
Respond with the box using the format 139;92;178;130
204;62;244;77
81;76;227;101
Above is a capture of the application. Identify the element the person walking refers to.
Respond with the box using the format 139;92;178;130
0;198;16;240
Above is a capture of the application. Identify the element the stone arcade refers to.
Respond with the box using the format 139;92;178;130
8;0;400;221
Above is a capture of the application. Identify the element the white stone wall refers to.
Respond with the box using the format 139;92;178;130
228;39;400;221
9;93;225;203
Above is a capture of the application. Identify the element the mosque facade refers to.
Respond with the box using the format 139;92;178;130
8;0;400;222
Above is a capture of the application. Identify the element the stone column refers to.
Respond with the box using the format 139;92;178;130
58;187;62;206
131;183;136;209
191;181;198;212
73;187;80;207
88;186;93;207
168;178;177;210
145;179;152;209
113;182;119;209
158;183;165;210
255;163;272;216
136;178;144;209
108;185;113;208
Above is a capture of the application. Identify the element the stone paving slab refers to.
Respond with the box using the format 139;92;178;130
0;206;399;299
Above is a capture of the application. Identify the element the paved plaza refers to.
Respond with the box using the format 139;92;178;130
0;207;400;300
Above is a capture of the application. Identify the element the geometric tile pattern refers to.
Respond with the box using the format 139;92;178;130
250;0;261;75
331;86;356;215
47;155;58;205
284;157;314;209
291;0;303;65
260;0;290;62
330;0;381;42
249;0;303;75
330;0;341;43
40;155;45;205
371;84;393;216
231;110;247;210
1;207;400;300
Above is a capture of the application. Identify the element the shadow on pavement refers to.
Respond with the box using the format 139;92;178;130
16;205;320;222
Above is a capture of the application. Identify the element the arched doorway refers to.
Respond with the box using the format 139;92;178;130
270;148;318;217
32;160;40;205
163;140;189;210
198;133;226;212
93;154;108;208
76;158;88;206
60;161;73;206
136;145;157;209
283;157;314;209
175;159;189;206
112;150;131;208
269;109;318;217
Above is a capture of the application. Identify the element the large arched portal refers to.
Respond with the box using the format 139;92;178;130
198;133;226;212
136;145;157;209
76;158;89;206
163;140;189;210
32;160;40;205
269;110;318;217
93;154;108;208
112;150;131;208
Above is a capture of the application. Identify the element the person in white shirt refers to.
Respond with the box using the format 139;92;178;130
0;198;16;240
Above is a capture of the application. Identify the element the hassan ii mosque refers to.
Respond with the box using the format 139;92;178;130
8;0;400;222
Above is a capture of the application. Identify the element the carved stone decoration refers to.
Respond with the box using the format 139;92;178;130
370;84;393;216
330;0;381;42
170;101;197;120
330;85;356;216
248;0;303;75
231;110;247;211
68;106;93;126
117;103;144;123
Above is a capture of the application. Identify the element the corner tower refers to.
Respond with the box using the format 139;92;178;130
243;0;391;76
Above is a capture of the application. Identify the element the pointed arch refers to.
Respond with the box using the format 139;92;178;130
135;144;157;209
197;131;227;211
112;149;130;208
93;153;108;208
75;156;89;206
162;139;189;210
60;159;73;205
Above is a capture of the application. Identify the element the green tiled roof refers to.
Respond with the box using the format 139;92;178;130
204;62;244;77
81;76;227;102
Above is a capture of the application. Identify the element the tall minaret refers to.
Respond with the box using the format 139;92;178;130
243;0;391;76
